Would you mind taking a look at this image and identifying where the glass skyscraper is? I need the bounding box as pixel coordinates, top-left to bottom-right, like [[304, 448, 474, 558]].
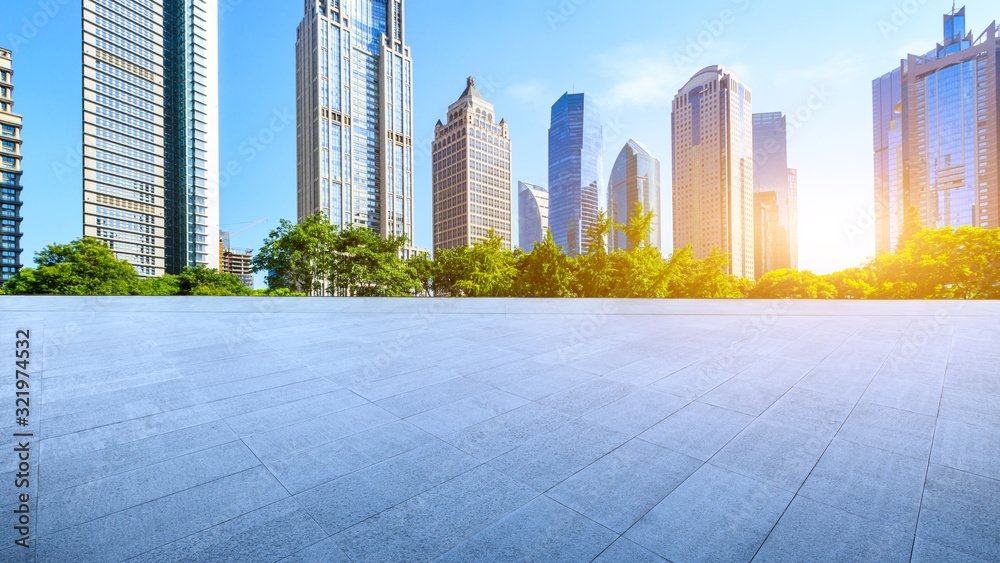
[[82, 0, 220, 277], [548, 93, 603, 256], [752, 112, 798, 278], [672, 66, 755, 278], [518, 181, 548, 251], [297, 0, 415, 252], [874, 8, 999, 254], [607, 140, 661, 253], [0, 47, 22, 283]]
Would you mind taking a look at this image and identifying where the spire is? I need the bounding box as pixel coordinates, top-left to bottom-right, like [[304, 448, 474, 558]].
[[460, 76, 483, 100]]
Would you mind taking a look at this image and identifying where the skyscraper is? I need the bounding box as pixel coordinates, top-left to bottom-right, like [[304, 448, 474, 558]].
[[875, 7, 999, 254], [672, 66, 754, 278], [518, 182, 548, 251], [549, 93, 603, 256], [297, 0, 415, 253], [82, 0, 220, 278], [432, 77, 512, 252], [0, 47, 22, 283], [752, 112, 798, 278], [607, 140, 662, 253]]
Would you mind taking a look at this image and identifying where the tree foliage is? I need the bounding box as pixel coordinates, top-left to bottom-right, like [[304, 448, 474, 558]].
[[327, 226, 419, 297], [4, 238, 141, 295], [515, 228, 575, 298], [749, 269, 836, 299]]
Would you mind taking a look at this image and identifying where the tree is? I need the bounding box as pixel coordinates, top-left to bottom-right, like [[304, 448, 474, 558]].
[[573, 210, 617, 297], [669, 247, 748, 298], [252, 214, 336, 295], [823, 268, 876, 299], [406, 252, 436, 297], [174, 267, 253, 296], [515, 228, 575, 298], [898, 205, 925, 249], [432, 246, 472, 296], [453, 230, 518, 297], [3, 238, 141, 295], [749, 269, 836, 299], [326, 226, 420, 297]]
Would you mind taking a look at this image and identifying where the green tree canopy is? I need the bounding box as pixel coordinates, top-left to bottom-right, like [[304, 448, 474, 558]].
[[3, 237, 141, 295], [327, 226, 419, 297], [252, 214, 336, 295], [749, 269, 836, 299], [453, 230, 518, 298], [515, 228, 575, 298]]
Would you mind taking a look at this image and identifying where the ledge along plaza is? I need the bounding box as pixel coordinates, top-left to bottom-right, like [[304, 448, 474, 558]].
[[1, 297, 998, 562]]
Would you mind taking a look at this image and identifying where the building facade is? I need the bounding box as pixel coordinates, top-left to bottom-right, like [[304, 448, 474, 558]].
[[432, 77, 512, 252], [875, 8, 999, 254], [296, 0, 415, 253], [518, 182, 548, 251], [607, 140, 661, 253], [549, 93, 603, 256], [82, 0, 219, 278], [672, 66, 754, 278], [752, 112, 798, 278], [0, 48, 22, 283]]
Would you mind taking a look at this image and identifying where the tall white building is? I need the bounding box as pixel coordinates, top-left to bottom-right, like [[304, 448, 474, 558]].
[[672, 65, 754, 278], [82, 0, 220, 277], [432, 77, 512, 252], [296, 0, 415, 251], [518, 182, 548, 251]]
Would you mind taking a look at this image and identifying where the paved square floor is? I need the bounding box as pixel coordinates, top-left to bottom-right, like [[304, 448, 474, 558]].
[[1, 297, 998, 562]]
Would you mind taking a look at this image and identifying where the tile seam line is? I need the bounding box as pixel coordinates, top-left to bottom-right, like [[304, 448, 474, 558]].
[[746, 324, 911, 562]]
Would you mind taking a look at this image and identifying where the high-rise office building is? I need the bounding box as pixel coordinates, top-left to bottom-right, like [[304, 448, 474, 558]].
[[297, 0, 415, 253], [874, 7, 999, 254], [752, 112, 798, 278], [518, 182, 548, 251], [432, 77, 512, 252], [0, 47, 22, 283], [607, 140, 662, 253], [672, 65, 754, 278], [549, 93, 603, 256], [82, 0, 220, 278]]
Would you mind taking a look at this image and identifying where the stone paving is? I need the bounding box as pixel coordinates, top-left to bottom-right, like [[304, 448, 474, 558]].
[[0, 297, 998, 562]]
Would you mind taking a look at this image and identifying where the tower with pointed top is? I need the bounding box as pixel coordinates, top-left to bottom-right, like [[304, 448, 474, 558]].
[[432, 77, 512, 252], [296, 0, 415, 251]]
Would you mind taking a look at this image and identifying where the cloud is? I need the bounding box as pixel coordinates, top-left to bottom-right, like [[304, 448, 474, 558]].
[[771, 51, 862, 85], [506, 79, 556, 109], [593, 44, 684, 110]]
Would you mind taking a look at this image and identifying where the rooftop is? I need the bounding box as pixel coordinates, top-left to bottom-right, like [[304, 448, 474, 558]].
[[2, 298, 998, 562]]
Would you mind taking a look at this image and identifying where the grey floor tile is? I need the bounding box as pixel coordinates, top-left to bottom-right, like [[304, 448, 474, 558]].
[[37, 441, 258, 537], [567, 345, 653, 375], [35, 466, 288, 563], [499, 365, 597, 401], [878, 359, 948, 387], [548, 439, 701, 533], [348, 367, 462, 402], [224, 388, 369, 437], [333, 466, 537, 562], [374, 376, 492, 418], [837, 401, 937, 459], [40, 419, 237, 494], [242, 403, 397, 462], [625, 464, 793, 563], [278, 538, 352, 563], [129, 498, 326, 562], [710, 419, 833, 492], [444, 403, 575, 461], [911, 536, 989, 563], [861, 375, 942, 417], [759, 387, 855, 436], [753, 495, 914, 563], [931, 418, 1000, 481], [944, 364, 1000, 397], [537, 379, 638, 417], [939, 387, 1000, 430], [916, 464, 1000, 561], [294, 440, 480, 534], [593, 538, 668, 563], [799, 438, 927, 532], [581, 389, 690, 437], [639, 401, 754, 461], [208, 377, 342, 418], [465, 358, 563, 388], [266, 420, 435, 494], [405, 389, 530, 437], [736, 356, 818, 387], [602, 354, 694, 387], [436, 496, 617, 563], [702, 377, 789, 416], [488, 420, 630, 492]]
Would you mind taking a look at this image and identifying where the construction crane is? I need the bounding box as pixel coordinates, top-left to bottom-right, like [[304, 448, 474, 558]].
[[220, 218, 268, 264]]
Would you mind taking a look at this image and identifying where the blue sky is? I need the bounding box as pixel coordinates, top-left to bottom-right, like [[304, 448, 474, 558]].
[[5, 0, 998, 276]]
